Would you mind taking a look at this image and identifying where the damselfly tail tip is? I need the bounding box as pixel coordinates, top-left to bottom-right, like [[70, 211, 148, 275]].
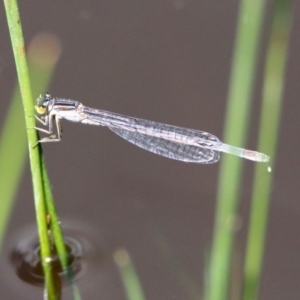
[[244, 150, 270, 163], [257, 153, 270, 163]]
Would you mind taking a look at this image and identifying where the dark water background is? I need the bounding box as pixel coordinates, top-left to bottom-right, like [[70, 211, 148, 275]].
[[0, 1, 299, 299]]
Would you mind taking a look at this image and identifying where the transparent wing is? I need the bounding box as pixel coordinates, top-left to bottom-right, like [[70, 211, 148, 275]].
[[108, 126, 220, 164]]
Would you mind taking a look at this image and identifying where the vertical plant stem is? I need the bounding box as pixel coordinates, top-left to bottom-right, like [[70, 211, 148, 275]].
[[3, 1, 57, 299], [0, 33, 62, 252], [243, 1, 294, 299], [41, 156, 82, 300], [208, 0, 266, 299]]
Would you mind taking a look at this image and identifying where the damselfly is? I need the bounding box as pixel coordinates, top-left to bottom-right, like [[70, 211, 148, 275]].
[[33, 94, 269, 164]]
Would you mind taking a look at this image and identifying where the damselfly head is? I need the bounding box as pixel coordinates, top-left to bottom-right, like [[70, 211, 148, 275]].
[[35, 93, 51, 115]]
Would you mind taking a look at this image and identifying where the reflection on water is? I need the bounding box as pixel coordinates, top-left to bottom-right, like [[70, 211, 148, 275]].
[[9, 223, 101, 287]]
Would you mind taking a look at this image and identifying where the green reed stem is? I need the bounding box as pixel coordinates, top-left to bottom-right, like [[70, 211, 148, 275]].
[[208, 0, 267, 299], [243, 1, 294, 299], [114, 248, 146, 300], [4, 1, 58, 298]]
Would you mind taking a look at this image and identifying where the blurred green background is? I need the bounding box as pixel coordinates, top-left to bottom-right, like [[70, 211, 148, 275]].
[[0, 1, 299, 299]]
